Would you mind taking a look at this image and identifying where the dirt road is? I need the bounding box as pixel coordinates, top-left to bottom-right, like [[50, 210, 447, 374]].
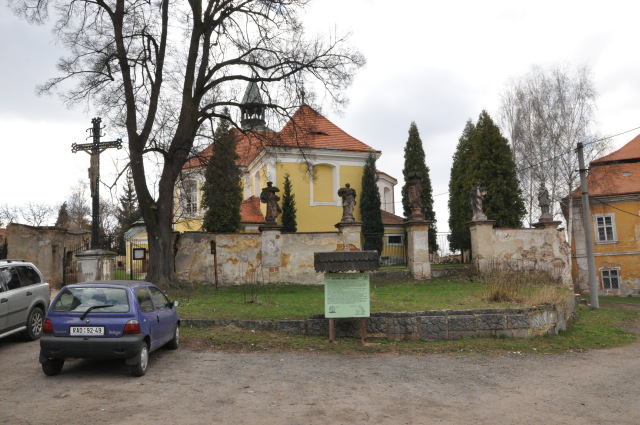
[[1, 335, 639, 425]]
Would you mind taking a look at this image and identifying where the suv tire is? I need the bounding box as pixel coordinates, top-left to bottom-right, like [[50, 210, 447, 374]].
[[23, 307, 44, 341]]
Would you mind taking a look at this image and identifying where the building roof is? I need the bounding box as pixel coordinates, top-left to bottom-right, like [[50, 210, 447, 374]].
[[592, 133, 640, 165], [184, 104, 377, 170], [240, 196, 264, 224], [381, 210, 405, 225], [571, 134, 640, 198]]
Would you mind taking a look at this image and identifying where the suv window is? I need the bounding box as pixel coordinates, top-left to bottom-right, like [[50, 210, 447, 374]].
[[149, 286, 171, 311], [0, 267, 21, 291], [17, 266, 42, 286]]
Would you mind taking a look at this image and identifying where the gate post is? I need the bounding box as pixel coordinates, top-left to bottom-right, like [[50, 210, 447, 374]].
[[405, 220, 432, 280], [75, 249, 117, 282]]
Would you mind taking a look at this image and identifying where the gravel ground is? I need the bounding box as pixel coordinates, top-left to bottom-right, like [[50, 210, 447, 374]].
[[1, 334, 640, 425]]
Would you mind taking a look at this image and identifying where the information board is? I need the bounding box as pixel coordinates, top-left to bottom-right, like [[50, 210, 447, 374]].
[[324, 273, 370, 318]]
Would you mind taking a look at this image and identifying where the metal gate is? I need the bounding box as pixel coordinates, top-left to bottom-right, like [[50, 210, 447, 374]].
[[118, 234, 148, 280], [364, 232, 408, 268], [62, 239, 91, 285]]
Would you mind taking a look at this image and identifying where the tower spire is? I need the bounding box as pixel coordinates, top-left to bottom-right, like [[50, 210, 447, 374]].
[[240, 79, 267, 130]]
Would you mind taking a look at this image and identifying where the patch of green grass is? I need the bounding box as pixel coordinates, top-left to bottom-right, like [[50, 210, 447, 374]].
[[171, 276, 532, 321]]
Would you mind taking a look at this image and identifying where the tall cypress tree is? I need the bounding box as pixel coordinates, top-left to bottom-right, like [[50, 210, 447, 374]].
[[55, 202, 71, 230], [470, 111, 525, 228], [448, 120, 475, 252], [401, 122, 438, 253], [360, 152, 384, 254], [447, 112, 525, 253], [201, 109, 243, 233], [281, 173, 297, 232]]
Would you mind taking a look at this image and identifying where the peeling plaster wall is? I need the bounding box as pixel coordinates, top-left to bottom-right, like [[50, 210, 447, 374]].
[[5, 223, 90, 285], [470, 222, 571, 286], [175, 231, 342, 285]]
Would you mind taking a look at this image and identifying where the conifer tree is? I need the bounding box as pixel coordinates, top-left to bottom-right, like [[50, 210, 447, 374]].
[[447, 112, 525, 253], [281, 173, 297, 232], [201, 109, 243, 233], [401, 122, 438, 253], [360, 152, 384, 254], [55, 202, 71, 230], [448, 120, 475, 252], [115, 171, 141, 253]]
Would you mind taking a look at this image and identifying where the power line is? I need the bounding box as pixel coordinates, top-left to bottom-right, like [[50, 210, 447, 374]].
[[591, 197, 640, 218]]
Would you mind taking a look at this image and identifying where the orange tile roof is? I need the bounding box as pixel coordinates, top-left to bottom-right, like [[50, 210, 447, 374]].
[[240, 196, 264, 224], [592, 133, 640, 164], [184, 104, 377, 170], [583, 162, 640, 196], [381, 210, 405, 225]]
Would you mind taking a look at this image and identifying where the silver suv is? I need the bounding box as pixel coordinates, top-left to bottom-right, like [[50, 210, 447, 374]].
[[0, 260, 50, 341]]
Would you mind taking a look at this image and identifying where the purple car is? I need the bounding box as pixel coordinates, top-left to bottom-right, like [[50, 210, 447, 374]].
[[39, 280, 180, 377]]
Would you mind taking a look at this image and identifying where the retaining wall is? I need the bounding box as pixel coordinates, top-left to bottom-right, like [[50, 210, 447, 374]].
[[183, 296, 574, 341]]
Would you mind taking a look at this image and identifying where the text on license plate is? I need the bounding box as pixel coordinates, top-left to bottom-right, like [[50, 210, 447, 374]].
[[70, 326, 104, 336]]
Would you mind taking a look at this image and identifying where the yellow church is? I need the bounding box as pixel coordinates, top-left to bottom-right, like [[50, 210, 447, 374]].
[[174, 81, 403, 239]]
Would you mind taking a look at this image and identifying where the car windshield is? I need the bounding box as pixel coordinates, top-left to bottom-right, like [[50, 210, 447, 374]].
[[53, 287, 130, 313]]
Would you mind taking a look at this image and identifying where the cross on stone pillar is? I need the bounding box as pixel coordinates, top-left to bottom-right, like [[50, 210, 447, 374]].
[[72, 117, 122, 249]]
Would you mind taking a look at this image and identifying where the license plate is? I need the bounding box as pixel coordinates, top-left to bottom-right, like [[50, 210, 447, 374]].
[[70, 326, 104, 336]]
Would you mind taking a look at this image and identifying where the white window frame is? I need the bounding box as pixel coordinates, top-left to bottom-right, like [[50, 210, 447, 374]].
[[601, 268, 620, 290], [593, 213, 617, 243], [181, 181, 199, 217]]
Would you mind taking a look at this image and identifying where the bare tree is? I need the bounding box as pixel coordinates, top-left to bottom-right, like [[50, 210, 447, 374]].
[[0, 204, 20, 227], [66, 183, 92, 232], [18, 203, 55, 227], [12, 0, 364, 287], [499, 64, 609, 239]]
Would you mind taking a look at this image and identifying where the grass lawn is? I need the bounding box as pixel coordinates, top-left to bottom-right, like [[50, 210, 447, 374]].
[[171, 276, 640, 354], [172, 276, 550, 321]]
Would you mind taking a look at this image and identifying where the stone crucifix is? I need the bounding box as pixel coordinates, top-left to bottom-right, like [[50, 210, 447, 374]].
[[71, 117, 122, 249]]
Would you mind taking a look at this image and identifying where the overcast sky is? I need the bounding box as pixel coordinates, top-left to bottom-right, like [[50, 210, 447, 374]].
[[2, 0, 640, 232]]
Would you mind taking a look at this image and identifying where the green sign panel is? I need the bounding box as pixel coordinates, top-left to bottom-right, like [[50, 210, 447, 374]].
[[324, 273, 370, 318]]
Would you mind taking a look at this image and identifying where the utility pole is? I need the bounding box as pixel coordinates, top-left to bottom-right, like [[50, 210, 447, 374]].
[[72, 118, 122, 250], [576, 142, 599, 309]]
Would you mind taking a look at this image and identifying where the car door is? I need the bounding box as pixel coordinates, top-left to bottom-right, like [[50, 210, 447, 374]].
[[2, 266, 30, 331], [148, 286, 176, 346], [135, 287, 162, 350], [0, 267, 10, 332]]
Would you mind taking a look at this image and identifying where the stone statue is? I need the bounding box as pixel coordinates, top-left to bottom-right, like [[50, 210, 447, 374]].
[[260, 181, 282, 224], [538, 182, 552, 221], [407, 170, 425, 221], [469, 182, 487, 221], [338, 183, 357, 222], [88, 153, 99, 198]]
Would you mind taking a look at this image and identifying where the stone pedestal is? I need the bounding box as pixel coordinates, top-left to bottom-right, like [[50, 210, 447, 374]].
[[405, 220, 432, 280], [259, 226, 283, 282], [467, 220, 496, 273], [335, 222, 363, 251], [75, 249, 117, 282]]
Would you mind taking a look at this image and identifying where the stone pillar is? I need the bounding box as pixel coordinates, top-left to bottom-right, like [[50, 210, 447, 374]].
[[335, 222, 363, 251], [259, 226, 283, 283], [75, 249, 117, 282], [405, 221, 432, 280], [467, 220, 496, 273], [533, 220, 572, 286]]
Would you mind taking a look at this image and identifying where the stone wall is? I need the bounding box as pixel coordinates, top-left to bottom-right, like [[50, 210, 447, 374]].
[[175, 230, 343, 285], [468, 220, 572, 285], [184, 296, 574, 340], [6, 223, 90, 285]]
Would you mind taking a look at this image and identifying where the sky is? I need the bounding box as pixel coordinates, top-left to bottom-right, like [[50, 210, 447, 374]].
[[2, 0, 640, 232]]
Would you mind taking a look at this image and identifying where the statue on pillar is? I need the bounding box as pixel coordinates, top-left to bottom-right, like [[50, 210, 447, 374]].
[[469, 182, 487, 221], [260, 181, 282, 224], [407, 170, 425, 221], [538, 181, 552, 221], [338, 183, 357, 222]]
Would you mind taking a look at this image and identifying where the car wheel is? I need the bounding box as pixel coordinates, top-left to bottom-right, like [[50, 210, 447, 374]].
[[42, 358, 64, 376], [23, 307, 44, 341], [130, 341, 149, 377], [167, 326, 179, 350]]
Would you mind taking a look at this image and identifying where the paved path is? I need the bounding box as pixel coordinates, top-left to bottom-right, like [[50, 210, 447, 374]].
[[1, 336, 639, 424]]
